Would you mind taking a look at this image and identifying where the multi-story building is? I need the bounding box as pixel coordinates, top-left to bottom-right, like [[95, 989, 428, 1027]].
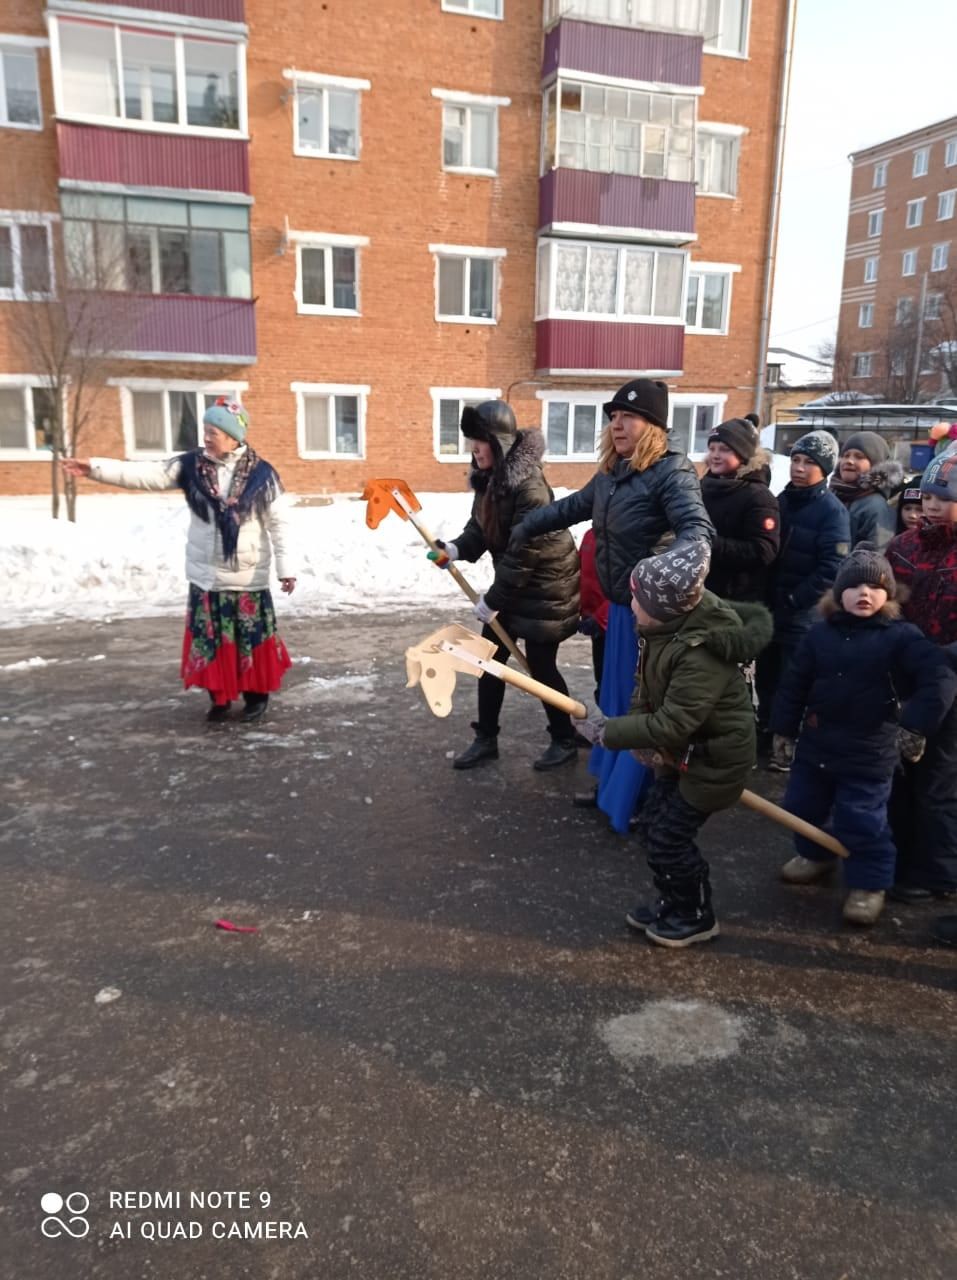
[[1, 0, 793, 498], [836, 114, 957, 402]]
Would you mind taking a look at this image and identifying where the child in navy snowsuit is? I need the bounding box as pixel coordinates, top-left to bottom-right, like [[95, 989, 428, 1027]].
[[771, 545, 957, 925]]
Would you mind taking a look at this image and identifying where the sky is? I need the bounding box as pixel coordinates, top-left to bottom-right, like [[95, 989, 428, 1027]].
[[769, 0, 957, 364]]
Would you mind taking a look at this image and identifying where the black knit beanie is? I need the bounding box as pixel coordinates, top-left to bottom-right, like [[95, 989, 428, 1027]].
[[708, 412, 760, 463]]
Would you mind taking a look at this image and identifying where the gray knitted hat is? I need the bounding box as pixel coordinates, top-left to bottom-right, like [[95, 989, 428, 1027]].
[[841, 431, 889, 466], [833, 543, 897, 603], [791, 430, 839, 477], [630, 541, 712, 621]]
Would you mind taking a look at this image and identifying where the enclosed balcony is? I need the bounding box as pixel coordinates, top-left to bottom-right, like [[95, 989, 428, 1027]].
[[69, 292, 256, 363], [543, 1, 749, 57], [57, 122, 250, 194], [543, 19, 703, 87]]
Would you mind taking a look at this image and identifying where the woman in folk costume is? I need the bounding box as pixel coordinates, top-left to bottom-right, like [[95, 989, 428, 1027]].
[[62, 398, 296, 723]]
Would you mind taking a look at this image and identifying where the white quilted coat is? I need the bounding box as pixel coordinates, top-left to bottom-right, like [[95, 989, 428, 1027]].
[[89, 449, 296, 592]]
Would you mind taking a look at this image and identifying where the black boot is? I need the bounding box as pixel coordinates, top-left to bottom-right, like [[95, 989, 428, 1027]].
[[645, 871, 719, 948], [453, 725, 499, 770], [206, 693, 232, 723], [533, 737, 578, 771], [625, 877, 677, 933], [241, 692, 269, 723]]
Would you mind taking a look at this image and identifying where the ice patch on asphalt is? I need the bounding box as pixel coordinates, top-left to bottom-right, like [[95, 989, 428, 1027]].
[[599, 1000, 746, 1068]]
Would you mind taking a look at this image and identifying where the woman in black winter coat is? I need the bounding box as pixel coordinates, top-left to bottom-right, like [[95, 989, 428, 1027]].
[[700, 414, 780, 603], [430, 400, 581, 772]]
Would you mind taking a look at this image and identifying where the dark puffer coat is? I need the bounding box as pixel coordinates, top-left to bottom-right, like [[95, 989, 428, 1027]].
[[770, 480, 850, 641], [829, 460, 904, 550], [771, 596, 957, 779], [700, 449, 780, 602], [514, 452, 713, 606], [452, 429, 580, 644], [887, 520, 957, 649]]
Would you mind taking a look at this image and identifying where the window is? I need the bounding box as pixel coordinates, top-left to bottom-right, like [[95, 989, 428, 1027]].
[[902, 249, 917, 277], [293, 383, 367, 459], [537, 239, 686, 322], [293, 236, 363, 314], [544, 1, 748, 52], [925, 293, 943, 321], [913, 147, 929, 178], [867, 209, 883, 237], [431, 388, 501, 460], [872, 160, 888, 189], [702, 0, 750, 55], [906, 198, 925, 229], [53, 17, 243, 133], [670, 396, 727, 454], [896, 297, 914, 324], [696, 128, 740, 196], [766, 363, 782, 388], [0, 381, 56, 456], [116, 382, 245, 456], [440, 99, 499, 174], [430, 245, 503, 323], [542, 78, 695, 182], [0, 42, 41, 128], [932, 242, 950, 272], [442, 0, 503, 17], [685, 265, 736, 334], [291, 74, 366, 159], [858, 303, 874, 328], [947, 138, 957, 168], [936, 190, 955, 222], [61, 193, 251, 298], [852, 353, 874, 378], [863, 256, 878, 283], [541, 397, 606, 459], [0, 217, 53, 298]]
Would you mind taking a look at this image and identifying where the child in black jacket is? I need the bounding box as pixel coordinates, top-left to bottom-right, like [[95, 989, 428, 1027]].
[[771, 545, 957, 925]]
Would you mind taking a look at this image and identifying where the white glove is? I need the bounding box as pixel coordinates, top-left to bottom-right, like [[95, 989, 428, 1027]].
[[427, 540, 458, 569], [473, 595, 499, 625], [575, 712, 606, 746]]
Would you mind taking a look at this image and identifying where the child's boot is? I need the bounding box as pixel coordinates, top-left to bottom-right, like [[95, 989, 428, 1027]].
[[645, 872, 719, 948], [843, 889, 885, 925], [781, 855, 833, 884], [625, 876, 676, 933]]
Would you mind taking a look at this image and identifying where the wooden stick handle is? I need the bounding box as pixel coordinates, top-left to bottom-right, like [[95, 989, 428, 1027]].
[[450, 646, 588, 718], [739, 789, 849, 859]]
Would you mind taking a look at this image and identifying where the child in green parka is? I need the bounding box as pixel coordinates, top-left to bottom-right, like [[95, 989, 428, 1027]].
[[578, 542, 773, 947]]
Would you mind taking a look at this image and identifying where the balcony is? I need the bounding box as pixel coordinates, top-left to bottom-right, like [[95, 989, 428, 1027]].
[[543, 19, 702, 87], [540, 168, 694, 240], [57, 123, 250, 194], [69, 293, 256, 363], [536, 319, 684, 375], [72, 0, 246, 22]]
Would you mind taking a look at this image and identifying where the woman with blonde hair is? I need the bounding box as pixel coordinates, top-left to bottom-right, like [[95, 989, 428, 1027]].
[[509, 378, 713, 830]]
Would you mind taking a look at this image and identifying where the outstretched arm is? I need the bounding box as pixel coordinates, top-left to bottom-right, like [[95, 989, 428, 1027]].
[[66, 456, 183, 492]]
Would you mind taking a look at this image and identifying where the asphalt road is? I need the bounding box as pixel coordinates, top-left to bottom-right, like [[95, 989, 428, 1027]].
[[1, 612, 955, 1280]]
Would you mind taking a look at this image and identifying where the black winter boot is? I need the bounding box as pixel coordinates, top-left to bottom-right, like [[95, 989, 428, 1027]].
[[453, 725, 499, 770], [533, 737, 578, 771], [625, 877, 677, 933], [206, 693, 232, 723], [645, 871, 719, 948], [241, 692, 269, 723]]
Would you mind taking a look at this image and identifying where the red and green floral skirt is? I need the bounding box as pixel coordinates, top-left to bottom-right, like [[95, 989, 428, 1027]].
[[181, 584, 292, 705]]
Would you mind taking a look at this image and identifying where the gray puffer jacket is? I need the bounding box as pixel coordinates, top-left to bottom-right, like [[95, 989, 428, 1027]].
[[514, 451, 714, 605]]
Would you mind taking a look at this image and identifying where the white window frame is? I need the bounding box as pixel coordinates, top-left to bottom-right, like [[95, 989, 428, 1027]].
[[429, 243, 505, 325], [867, 208, 884, 237], [901, 249, 918, 277], [872, 160, 887, 189], [938, 190, 956, 222], [430, 387, 501, 462], [702, 0, 751, 58], [858, 302, 874, 328], [913, 147, 929, 178], [536, 236, 687, 325], [931, 242, 950, 273], [852, 353, 874, 379], [0, 36, 45, 130], [289, 230, 367, 316], [695, 124, 744, 197], [684, 261, 739, 335], [0, 374, 60, 459], [947, 138, 957, 168], [432, 89, 508, 177], [0, 210, 56, 300], [925, 293, 943, 321], [906, 198, 925, 229], [292, 381, 368, 460], [48, 14, 248, 140], [669, 393, 728, 456], [285, 69, 369, 161], [538, 390, 610, 462], [895, 296, 914, 325], [441, 0, 504, 20], [863, 256, 878, 283], [114, 379, 247, 459]]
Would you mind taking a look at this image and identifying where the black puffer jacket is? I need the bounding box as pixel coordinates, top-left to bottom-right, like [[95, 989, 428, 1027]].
[[453, 429, 580, 644], [700, 450, 780, 603], [771, 480, 850, 641], [514, 451, 713, 606]]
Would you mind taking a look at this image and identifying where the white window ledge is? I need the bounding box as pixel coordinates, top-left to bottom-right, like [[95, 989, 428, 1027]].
[[282, 68, 370, 91], [436, 315, 497, 326], [431, 88, 510, 107], [429, 243, 507, 258]]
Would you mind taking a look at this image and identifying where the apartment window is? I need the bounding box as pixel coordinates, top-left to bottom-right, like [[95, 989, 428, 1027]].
[[685, 266, 735, 334], [890, 351, 907, 377], [543, 1, 748, 52], [925, 293, 943, 321], [442, 0, 503, 17], [932, 242, 950, 272], [292, 75, 366, 159], [0, 42, 41, 128], [901, 249, 917, 277], [542, 77, 695, 182], [906, 198, 925, 229], [766, 363, 782, 388], [938, 190, 956, 221], [896, 297, 914, 324], [119, 383, 244, 456], [54, 17, 243, 133], [670, 397, 726, 455], [542, 398, 605, 459], [293, 238, 362, 314], [0, 382, 56, 456], [293, 383, 366, 459], [537, 239, 686, 322], [431, 388, 501, 459], [913, 147, 929, 178], [702, 0, 750, 55], [867, 209, 883, 237], [0, 217, 53, 298], [431, 246, 503, 323], [441, 100, 498, 174], [696, 128, 740, 196], [858, 303, 874, 328], [872, 160, 888, 189], [852, 353, 874, 378], [61, 193, 251, 298], [863, 256, 878, 284], [947, 138, 957, 167]]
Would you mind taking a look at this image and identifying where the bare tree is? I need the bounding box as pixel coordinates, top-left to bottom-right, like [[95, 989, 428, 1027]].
[[923, 267, 957, 398]]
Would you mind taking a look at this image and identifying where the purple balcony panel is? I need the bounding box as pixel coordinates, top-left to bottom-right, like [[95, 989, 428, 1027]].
[[543, 20, 702, 88], [76, 0, 246, 22], [540, 168, 695, 238], [536, 319, 683, 375], [57, 122, 250, 194], [70, 293, 256, 363]]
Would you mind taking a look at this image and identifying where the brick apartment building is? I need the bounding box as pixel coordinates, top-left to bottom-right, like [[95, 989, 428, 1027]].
[[836, 114, 957, 401], [0, 0, 793, 498]]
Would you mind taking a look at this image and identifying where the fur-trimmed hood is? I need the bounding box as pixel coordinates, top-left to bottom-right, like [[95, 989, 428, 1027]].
[[469, 428, 545, 498], [700, 447, 773, 491], [817, 593, 901, 622]]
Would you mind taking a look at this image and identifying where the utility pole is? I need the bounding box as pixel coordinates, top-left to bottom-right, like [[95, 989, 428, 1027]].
[[911, 272, 929, 401]]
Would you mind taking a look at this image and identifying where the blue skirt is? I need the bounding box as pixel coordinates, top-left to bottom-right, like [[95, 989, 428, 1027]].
[[588, 601, 652, 833]]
